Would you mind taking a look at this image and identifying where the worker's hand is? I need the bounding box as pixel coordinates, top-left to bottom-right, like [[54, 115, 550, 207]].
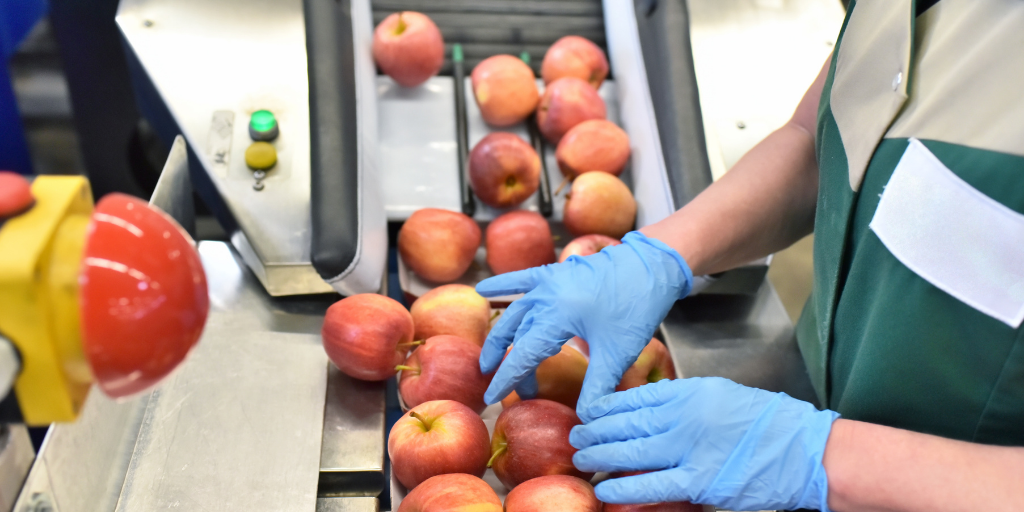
[[476, 231, 692, 420], [570, 377, 839, 512]]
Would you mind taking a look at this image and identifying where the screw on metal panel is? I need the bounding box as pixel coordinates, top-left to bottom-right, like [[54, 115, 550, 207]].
[[143, 19, 154, 27], [736, 121, 746, 129], [22, 493, 53, 512], [253, 182, 265, 191], [253, 170, 266, 191]]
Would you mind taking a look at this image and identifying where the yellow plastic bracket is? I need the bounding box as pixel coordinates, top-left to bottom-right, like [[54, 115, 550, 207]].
[[0, 176, 93, 424]]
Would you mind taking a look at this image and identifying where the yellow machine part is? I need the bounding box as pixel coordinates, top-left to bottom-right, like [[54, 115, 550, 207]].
[[0, 176, 94, 424]]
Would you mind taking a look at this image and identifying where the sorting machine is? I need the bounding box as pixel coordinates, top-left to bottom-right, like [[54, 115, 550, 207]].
[[1, 0, 842, 510]]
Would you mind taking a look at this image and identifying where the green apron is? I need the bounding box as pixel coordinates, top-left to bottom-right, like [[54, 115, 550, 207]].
[[796, 0, 1024, 445]]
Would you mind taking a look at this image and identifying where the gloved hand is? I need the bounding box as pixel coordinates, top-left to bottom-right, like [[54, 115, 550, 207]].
[[570, 377, 840, 512], [476, 231, 692, 420]]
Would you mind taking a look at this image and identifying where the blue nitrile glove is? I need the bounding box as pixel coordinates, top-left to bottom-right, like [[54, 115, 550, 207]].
[[476, 231, 692, 420], [570, 377, 840, 512]]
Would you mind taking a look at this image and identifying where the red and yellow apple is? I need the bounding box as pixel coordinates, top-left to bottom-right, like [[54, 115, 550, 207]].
[[321, 294, 415, 381], [506, 475, 601, 512], [563, 172, 636, 239], [501, 343, 588, 409], [602, 472, 703, 512], [617, 339, 676, 391], [541, 35, 609, 89], [372, 12, 444, 88], [556, 119, 631, 179], [410, 284, 491, 346], [469, 133, 541, 208], [536, 77, 606, 144], [389, 400, 491, 490], [485, 210, 556, 275], [398, 208, 481, 282], [397, 335, 493, 413], [397, 473, 502, 512], [472, 55, 540, 126], [489, 399, 593, 490], [559, 234, 622, 263]]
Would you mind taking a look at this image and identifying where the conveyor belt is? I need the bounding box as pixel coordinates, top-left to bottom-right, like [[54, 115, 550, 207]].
[[371, 0, 607, 76]]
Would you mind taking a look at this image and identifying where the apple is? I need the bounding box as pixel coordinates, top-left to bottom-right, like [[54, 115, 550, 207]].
[[563, 172, 636, 239], [399, 208, 481, 282], [372, 12, 444, 88], [388, 400, 491, 490], [556, 119, 631, 179], [469, 133, 541, 208], [506, 475, 601, 512], [489, 399, 593, 490], [541, 35, 609, 89], [617, 339, 676, 391], [472, 55, 540, 126], [559, 234, 622, 263], [536, 77, 606, 144], [501, 343, 588, 409], [398, 335, 493, 413], [397, 473, 502, 512], [0, 171, 34, 218], [602, 472, 702, 512], [321, 294, 415, 381], [485, 210, 556, 275], [410, 284, 492, 346]]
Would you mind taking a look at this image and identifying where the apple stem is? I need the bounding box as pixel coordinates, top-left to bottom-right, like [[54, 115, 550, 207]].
[[554, 175, 571, 195], [410, 411, 433, 431], [398, 340, 424, 351], [393, 12, 407, 35], [490, 310, 501, 322], [486, 445, 507, 468], [395, 365, 417, 372]]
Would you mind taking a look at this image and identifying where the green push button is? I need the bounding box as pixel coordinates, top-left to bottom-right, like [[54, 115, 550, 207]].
[[249, 109, 279, 141]]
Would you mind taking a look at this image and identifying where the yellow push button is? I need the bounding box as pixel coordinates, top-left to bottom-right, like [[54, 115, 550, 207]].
[[245, 142, 277, 170]]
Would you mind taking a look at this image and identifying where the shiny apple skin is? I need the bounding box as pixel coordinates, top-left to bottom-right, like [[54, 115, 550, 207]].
[[472, 55, 540, 126], [506, 475, 601, 512], [321, 294, 414, 381], [556, 119, 631, 179], [469, 132, 541, 208], [398, 335, 493, 413], [490, 399, 593, 490], [485, 210, 556, 275], [541, 35, 609, 88], [397, 473, 502, 512], [617, 339, 677, 391], [558, 234, 623, 263], [399, 208, 481, 283], [536, 77, 606, 144], [372, 11, 444, 87], [80, 193, 208, 398], [389, 400, 491, 490], [410, 284, 492, 346], [563, 172, 637, 239], [501, 343, 588, 409]]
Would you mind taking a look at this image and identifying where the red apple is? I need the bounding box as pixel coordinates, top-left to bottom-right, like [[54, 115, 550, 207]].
[[372, 12, 444, 88], [388, 400, 491, 490], [0, 171, 34, 218], [469, 133, 541, 208], [410, 284, 492, 346], [617, 339, 676, 391], [506, 475, 601, 512], [559, 234, 622, 263], [399, 208, 481, 282], [563, 172, 636, 239], [485, 210, 556, 275], [472, 55, 540, 126], [321, 294, 415, 381], [556, 119, 631, 179], [541, 36, 609, 89], [603, 472, 702, 512], [489, 399, 593, 490], [501, 343, 588, 409], [536, 77, 606, 144], [398, 335, 493, 413], [397, 473, 502, 512]]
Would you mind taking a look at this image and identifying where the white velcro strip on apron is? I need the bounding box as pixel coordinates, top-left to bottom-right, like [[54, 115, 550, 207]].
[[870, 138, 1024, 328]]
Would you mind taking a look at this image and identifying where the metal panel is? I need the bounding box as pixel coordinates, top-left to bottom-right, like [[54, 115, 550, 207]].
[[0, 426, 35, 512], [317, 497, 379, 512], [319, 367, 386, 497], [149, 135, 195, 236]]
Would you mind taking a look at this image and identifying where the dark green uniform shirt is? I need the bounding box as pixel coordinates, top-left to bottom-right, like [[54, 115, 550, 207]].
[[796, 0, 1024, 445]]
